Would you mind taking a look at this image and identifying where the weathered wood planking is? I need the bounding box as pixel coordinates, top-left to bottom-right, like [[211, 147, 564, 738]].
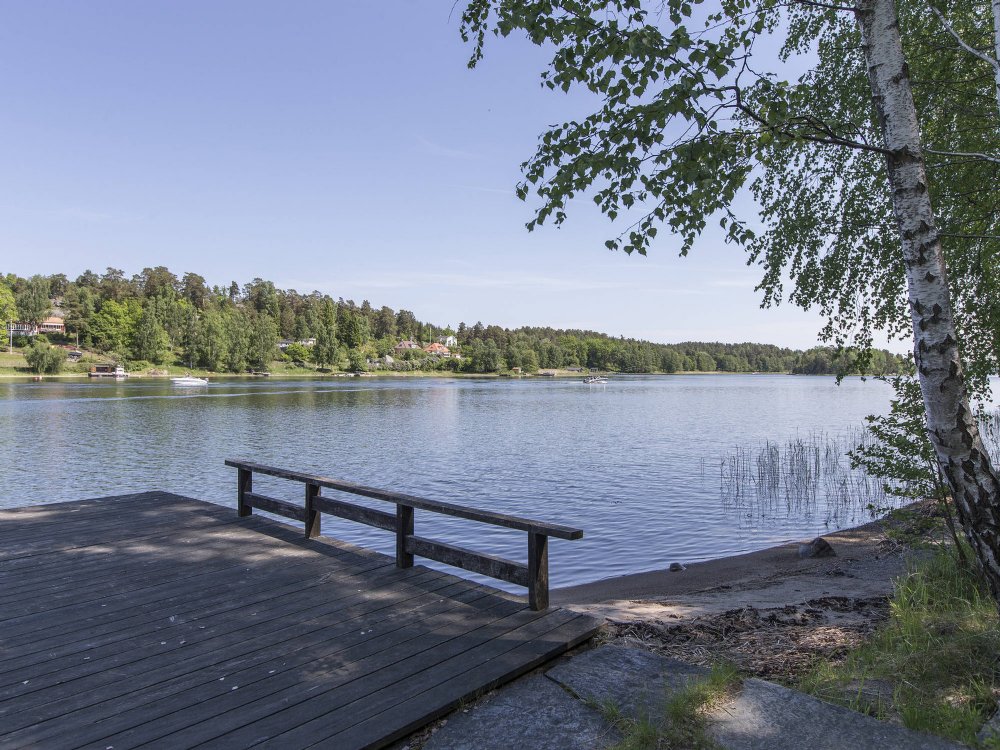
[[0, 492, 598, 749]]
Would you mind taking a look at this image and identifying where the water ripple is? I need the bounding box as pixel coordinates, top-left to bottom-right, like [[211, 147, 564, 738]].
[[0, 374, 914, 588]]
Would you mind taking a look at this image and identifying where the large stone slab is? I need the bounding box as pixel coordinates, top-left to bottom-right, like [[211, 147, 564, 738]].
[[977, 702, 1000, 743], [547, 646, 968, 750], [422, 674, 621, 750], [545, 644, 709, 723], [708, 678, 967, 750]]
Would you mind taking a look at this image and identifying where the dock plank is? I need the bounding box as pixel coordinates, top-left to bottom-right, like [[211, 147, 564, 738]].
[[0, 576, 471, 742], [0, 519, 394, 632], [0, 492, 598, 750], [2, 582, 495, 749], [318, 613, 598, 750], [0, 551, 418, 654], [0, 556, 408, 686], [0, 563, 446, 708]]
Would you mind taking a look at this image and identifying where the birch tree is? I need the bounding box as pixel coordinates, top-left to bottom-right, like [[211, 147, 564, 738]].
[[462, 0, 1000, 595]]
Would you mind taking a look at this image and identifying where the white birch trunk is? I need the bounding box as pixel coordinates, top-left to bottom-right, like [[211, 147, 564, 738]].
[[993, 0, 1000, 114], [858, 0, 1000, 596]]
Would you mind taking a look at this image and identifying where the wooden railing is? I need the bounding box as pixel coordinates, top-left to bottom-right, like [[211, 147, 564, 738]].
[[225, 459, 584, 610]]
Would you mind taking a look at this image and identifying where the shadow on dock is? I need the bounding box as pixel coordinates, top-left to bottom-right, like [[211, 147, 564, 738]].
[[0, 493, 597, 749]]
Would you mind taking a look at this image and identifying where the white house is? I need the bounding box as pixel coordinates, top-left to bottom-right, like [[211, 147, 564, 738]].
[[6, 322, 38, 337]]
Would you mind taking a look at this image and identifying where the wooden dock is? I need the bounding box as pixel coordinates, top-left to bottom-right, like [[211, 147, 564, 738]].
[[0, 492, 598, 749]]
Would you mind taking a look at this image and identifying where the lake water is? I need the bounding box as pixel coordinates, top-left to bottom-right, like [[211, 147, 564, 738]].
[[1, 374, 986, 589]]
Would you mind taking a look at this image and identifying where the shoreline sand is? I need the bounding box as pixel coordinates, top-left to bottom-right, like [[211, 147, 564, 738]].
[[552, 511, 916, 621]]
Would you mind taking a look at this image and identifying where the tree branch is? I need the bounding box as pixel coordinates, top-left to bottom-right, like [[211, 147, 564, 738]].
[[790, 0, 859, 12], [928, 6, 999, 73], [925, 148, 1000, 165], [732, 88, 891, 155]]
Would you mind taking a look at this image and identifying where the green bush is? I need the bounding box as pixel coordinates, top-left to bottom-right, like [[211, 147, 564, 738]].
[[284, 342, 311, 362], [25, 339, 65, 374], [347, 349, 367, 372]]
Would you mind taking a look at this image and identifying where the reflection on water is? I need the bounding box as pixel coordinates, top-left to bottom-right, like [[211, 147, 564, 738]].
[[1, 374, 913, 587]]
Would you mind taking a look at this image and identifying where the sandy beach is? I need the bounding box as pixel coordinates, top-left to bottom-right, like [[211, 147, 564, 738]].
[[553, 512, 917, 623]]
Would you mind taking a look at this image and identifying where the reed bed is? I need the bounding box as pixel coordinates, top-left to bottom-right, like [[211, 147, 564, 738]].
[[720, 407, 1000, 529], [720, 428, 891, 528]]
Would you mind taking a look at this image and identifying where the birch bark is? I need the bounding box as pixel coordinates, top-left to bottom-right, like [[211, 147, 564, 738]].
[[994, 0, 1000, 113], [858, 0, 1000, 597]]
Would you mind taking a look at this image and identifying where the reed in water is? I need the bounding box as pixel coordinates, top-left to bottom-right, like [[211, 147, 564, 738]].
[[720, 408, 1000, 530], [720, 428, 890, 528]]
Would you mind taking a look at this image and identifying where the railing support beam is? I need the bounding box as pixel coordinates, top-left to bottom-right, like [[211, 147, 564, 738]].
[[304, 483, 321, 538], [237, 468, 253, 518], [528, 532, 549, 610], [396, 505, 414, 568]]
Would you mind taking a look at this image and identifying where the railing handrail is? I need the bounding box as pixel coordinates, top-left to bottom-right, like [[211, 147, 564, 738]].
[[224, 458, 583, 540], [225, 458, 585, 609]]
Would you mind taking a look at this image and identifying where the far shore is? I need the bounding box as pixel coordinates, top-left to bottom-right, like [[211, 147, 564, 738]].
[[0, 367, 810, 381]]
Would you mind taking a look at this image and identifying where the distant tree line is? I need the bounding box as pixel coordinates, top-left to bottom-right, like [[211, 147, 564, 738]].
[[0, 268, 907, 376]]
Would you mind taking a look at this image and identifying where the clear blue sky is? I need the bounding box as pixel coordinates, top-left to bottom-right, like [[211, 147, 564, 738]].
[[0, 1, 846, 348]]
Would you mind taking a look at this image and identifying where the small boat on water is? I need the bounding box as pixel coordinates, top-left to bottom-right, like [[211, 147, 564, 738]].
[[89, 364, 128, 379], [583, 375, 609, 384], [171, 375, 209, 386]]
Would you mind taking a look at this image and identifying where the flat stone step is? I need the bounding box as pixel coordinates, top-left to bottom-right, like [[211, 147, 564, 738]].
[[423, 645, 971, 750], [546, 643, 706, 722], [422, 674, 620, 750], [709, 678, 964, 750], [548, 645, 968, 750]]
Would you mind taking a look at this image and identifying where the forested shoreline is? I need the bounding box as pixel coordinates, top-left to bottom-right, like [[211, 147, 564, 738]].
[[1, 268, 907, 376]]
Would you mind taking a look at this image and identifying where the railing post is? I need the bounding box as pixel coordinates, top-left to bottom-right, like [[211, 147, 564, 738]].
[[237, 468, 253, 518], [304, 483, 321, 538], [528, 532, 549, 610], [396, 504, 414, 568]]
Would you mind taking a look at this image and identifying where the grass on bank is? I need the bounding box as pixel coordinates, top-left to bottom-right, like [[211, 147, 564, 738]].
[[798, 540, 1000, 746], [602, 663, 740, 750], [0, 349, 29, 372]]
